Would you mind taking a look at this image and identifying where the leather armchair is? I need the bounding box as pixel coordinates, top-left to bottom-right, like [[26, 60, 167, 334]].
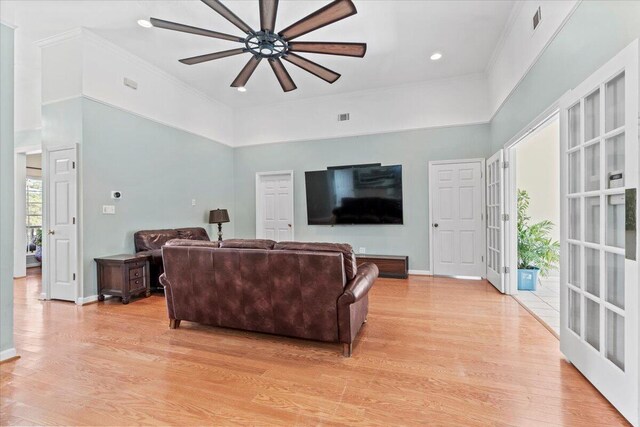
[[134, 227, 210, 290]]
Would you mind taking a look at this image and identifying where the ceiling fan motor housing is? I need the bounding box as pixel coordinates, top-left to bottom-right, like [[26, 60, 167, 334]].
[[245, 31, 288, 58]]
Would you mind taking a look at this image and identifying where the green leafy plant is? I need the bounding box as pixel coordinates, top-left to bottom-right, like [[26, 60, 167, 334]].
[[517, 189, 560, 276], [33, 228, 42, 247]]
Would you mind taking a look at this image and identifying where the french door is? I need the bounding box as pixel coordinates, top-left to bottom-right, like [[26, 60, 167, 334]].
[[486, 150, 505, 292], [559, 40, 639, 425]]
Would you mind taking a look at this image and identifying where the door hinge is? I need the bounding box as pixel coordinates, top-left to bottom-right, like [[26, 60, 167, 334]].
[[503, 266, 510, 274], [73, 273, 76, 281], [502, 161, 509, 169], [73, 217, 76, 225], [72, 161, 76, 169], [481, 255, 484, 262], [502, 214, 509, 221]]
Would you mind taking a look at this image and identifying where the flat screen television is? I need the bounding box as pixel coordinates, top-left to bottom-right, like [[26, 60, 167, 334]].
[[305, 165, 403, 225]]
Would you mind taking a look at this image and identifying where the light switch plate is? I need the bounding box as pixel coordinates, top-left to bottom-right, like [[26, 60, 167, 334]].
[[359, 247, 366, 254], [102, 205, 115, 214], [192, 199, 196, 206]]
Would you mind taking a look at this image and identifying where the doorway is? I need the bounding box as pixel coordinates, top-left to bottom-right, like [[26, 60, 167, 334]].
[[255, 171, 294, 241], [429, 159, 486, 278], [508, 114, 561, 336]]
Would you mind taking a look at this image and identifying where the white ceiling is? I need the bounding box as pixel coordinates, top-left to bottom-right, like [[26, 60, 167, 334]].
[[2, 0, 515, 110]]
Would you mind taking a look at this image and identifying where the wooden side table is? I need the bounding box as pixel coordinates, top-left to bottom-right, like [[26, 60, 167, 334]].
[[94, 254, 151, 304]]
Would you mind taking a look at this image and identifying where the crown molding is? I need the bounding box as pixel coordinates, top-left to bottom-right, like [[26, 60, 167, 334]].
[[35, 27, 82, 47], [0, 20, 17, 29]]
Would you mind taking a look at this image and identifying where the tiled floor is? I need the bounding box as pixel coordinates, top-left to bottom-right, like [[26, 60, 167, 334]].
[[514, 277, 560, 336]]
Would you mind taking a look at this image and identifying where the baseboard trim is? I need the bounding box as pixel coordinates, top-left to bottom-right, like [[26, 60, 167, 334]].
[[0, 348, 18, 363], [76, 295, 98, 305], [409, 270, 432, 276]]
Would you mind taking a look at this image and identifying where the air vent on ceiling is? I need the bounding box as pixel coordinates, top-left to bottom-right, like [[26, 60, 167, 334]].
[[123, 77, 138, 90], [532, 7, 542, 31], [338, 113, 350, 122]]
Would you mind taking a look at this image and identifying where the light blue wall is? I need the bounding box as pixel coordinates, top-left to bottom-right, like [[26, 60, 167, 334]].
[[1, 24, 15, 355], [80, 98, 235, 296], [15, 129, 42, 150], [490, 0, 640, 153], [234, 124, 492, 271]]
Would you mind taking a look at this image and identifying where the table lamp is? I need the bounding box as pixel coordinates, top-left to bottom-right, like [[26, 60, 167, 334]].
[[209, 209, 230, 241]]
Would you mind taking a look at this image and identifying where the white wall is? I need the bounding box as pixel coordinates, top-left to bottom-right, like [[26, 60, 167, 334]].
[[234, 73, 490, 146], [37, 29, 235, 146], [487, 1, 578, 116], [13, 154, 26, 278]]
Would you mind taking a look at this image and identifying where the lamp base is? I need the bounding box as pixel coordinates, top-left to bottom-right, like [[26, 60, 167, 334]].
[[217, 223, 223, 242]]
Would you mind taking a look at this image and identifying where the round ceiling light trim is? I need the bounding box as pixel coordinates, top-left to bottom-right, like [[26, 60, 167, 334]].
[[237, 86, 247, 92], [430, 52, 443, 61], [137, 19, 153, 28]]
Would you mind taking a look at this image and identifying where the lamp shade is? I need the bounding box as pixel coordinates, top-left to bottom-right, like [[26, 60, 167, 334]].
[[209, 209, 230, 224]]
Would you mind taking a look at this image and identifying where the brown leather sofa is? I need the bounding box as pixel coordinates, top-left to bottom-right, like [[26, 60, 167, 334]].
[[159, 239, 378, 356], [134, 227, 210, 290]]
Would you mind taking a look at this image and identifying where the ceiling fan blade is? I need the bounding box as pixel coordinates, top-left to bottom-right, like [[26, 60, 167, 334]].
[[231, 56, 262, 87], [179, 48, 246, 65], [288, 42, 366, 58], [278, 0, 357, 41], [260, 0, 279, 32], [268, 58, 297, 92], [283, 53, 340, 84], [201, 0, 254, 35], [149, 18, 244, 42]]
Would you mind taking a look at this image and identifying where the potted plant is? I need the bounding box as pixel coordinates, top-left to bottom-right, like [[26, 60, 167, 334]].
[[517, 189, 560, 291], [33, 228, 43, 262]]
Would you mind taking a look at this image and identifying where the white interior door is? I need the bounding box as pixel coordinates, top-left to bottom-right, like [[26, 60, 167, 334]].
[[256, 172, 294, 241], [486, 150, 505, 292], [47, 147, 78, 302], [560, 40, 639, 426], [430, 160, 485, 277]]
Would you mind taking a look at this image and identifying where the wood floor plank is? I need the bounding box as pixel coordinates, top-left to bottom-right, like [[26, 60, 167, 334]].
[[0, 269, 629, 426]]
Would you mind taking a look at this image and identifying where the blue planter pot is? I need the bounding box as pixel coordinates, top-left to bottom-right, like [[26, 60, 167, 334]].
[[517, 268, 539, 291]]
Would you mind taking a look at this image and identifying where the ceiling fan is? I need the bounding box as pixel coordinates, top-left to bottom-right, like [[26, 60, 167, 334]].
[[150, 0, 367, 92]]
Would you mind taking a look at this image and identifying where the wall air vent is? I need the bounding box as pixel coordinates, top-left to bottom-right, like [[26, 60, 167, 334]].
[[337, 113, 350, 122], [532, 6, 542, 31]]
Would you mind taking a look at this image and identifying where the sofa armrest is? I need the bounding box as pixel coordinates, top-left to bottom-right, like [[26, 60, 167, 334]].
[[159, 273, 176, 320], [159, 272, 170, 289], [338, 262, 379, 306]]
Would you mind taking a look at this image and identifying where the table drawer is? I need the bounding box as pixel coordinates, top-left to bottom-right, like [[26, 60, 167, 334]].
[[129, 267, 144, 280], [129, 277, 145, 290]]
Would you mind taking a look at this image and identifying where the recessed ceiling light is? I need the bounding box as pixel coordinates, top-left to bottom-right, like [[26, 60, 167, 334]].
[[237, 87, 247, 92], [137, 19, 153, 28], [430, 52, 443, 61]]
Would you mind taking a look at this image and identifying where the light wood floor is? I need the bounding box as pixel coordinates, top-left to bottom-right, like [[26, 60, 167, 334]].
[[0, 270, 628, 426]]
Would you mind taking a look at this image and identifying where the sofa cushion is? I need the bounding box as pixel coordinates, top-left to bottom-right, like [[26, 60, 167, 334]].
[[176, 227, 210, 241], [273, 242, 357, 280], [134, 229, 179, 252], [220, 239, 276, 250], [164, 239, 220, 248]]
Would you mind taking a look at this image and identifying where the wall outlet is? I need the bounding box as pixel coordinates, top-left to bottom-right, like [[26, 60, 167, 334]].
[[102, 205, 115, 215], [359, 247, 366, 254], [192, 199, 196, 206]]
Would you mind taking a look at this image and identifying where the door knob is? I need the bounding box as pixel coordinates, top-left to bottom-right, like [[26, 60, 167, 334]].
[[433, 223, 439, 228], [288, 224, 292, 228], [48, 229, 55, 235]]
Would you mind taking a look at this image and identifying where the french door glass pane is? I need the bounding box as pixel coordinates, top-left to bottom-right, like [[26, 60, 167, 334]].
[[585, 248, 600, 297], [568, 243, 581, 287], [585, 297, 600, 350], [585, 142, 600, 191], [606, 196, 625, 248], [568, 103, 581, 148], [606, 309, 625, 371], [584, 90, 600, 141], [605, 252, 625, 309], [568, 198, 581, 239], [569, 151, 581, 194], [606, 133, 625, 187], [605, 72, 625, 132], [585, 196, 601, 243], [569, 289, 581, 335]]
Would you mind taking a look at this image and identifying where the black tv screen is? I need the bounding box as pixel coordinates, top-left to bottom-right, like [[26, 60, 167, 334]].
[[305, 165, 403, 225]]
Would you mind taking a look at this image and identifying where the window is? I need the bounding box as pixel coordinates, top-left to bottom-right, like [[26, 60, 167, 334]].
[[26, 177, 42, 253]]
